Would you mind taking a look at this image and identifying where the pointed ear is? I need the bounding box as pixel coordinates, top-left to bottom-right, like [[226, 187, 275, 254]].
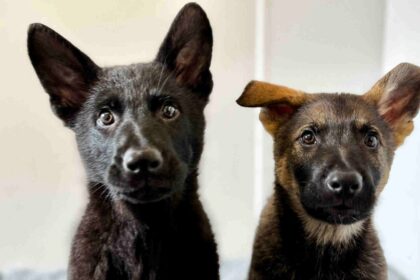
[[27, 23, 100, 125], [155, 3, 213, 96], [364, 63, 420, 146], [237, 81, 309, 136]]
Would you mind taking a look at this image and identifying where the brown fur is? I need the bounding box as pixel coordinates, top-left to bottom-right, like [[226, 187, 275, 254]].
[[238, 63, 420, 279]]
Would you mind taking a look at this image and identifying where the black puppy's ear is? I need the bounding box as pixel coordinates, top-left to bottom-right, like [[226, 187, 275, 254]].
[[364, 63, 420, 146], [28, 23, 100, 125], [155, 3, 213, 95]]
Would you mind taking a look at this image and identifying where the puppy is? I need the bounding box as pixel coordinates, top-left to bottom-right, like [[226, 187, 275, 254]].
[[237, 63, 420, 279], [27, 3, 219, 280]]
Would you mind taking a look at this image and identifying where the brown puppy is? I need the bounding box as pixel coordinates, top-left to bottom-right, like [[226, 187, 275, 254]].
[[237, 63, 420, 280]]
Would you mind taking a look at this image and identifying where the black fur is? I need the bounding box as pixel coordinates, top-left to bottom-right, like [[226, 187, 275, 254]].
[[27, 3, 219, 279]]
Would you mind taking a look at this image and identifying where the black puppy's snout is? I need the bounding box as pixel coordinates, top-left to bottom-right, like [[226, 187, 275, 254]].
[[123, 147, 163, 174], [325, 170, 363, 196]]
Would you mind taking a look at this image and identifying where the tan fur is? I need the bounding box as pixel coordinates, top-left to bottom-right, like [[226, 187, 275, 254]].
[[236, 81, 308, 108], [237, 81, 310, 135], [300, 215, 365, 246]]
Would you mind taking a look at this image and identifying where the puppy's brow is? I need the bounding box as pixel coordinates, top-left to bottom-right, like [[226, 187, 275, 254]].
[[95, 95, 122, 110]]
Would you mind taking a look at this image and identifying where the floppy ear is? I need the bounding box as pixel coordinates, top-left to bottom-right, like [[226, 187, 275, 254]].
[[364, 63, 420, 147], [237, 81, 309, 136], [27, 23, 100, 126], [155, 3, 213, 96]]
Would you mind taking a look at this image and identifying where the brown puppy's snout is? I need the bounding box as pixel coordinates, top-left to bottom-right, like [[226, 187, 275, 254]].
[[122, 147, 163, 174], [325, 170, 363, 197]]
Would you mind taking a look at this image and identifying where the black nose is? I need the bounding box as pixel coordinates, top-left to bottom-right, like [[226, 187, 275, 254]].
[[325, 170, 363, 196], [123, 147, 163, 174]]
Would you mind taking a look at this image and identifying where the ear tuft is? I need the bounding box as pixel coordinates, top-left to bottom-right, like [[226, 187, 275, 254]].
[[364, 63, 420, 146]]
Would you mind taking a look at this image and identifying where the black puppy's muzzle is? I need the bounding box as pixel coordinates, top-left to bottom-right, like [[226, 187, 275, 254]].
[[122, 147, 163, 175], [107, 144, 179, 204]]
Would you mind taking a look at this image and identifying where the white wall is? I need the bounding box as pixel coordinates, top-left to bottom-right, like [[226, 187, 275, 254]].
[[375, 0, 420, 278]]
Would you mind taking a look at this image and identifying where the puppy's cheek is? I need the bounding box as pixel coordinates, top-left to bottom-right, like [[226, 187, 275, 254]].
[[374, 165, 391, 196], [275, 157, 295, 190], [275, 157, 305, 213]]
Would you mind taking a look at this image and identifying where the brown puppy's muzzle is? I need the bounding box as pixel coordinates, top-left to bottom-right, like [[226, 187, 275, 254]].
[[325, 170, 363, 199]]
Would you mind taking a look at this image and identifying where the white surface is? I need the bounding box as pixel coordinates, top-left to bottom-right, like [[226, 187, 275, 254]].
[[375, 0, 420, 278]]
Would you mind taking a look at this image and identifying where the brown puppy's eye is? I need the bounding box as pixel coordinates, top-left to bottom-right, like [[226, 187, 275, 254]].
[[161, 104, 179, 120], [97, 110, 115, 126], [364, 133, 379, 149], [301, 130, 317, 145]]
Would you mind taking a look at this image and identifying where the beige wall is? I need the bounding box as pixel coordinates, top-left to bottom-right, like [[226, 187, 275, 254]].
[[0, 0, 256, 269]]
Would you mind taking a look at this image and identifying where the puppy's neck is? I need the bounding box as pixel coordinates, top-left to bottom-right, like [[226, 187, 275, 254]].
[[275, 183, 368, 248], [300, 215, 365, 247]]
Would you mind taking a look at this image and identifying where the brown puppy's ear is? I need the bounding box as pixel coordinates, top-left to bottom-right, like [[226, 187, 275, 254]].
[[155, 3, 213, 96], [27, 23, 100, 126], [364, 63, 420, 146], [237, 81, 309, 136]]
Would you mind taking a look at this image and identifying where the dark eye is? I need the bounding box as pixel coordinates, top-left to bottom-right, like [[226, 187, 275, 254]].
[[364, 133, 379, 149], [161, 104, 179, 120], [300, 129, 317, 146], [97, 110, 115, 126]]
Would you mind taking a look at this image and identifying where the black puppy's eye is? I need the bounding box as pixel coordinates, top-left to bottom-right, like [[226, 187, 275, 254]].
[[364, 133, 379, 149], [97, 110, 115, 126], [160, 104, 179, 120], [300, 129, 317, 146]]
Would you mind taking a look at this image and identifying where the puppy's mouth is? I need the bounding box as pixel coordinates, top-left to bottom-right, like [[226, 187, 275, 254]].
[[109, 174, 181, 203], [304, 201, 370, 225], [113, 183, 174, 204]]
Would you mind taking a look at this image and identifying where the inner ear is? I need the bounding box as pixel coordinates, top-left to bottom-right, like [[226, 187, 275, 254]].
[[260, 104, 300, 136], [28, 23, 99, 125], [155, 3, 213, 95], [364, 63, 420, 146]]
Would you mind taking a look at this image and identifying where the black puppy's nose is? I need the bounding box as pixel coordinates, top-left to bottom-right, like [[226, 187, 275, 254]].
[[123, 148, 163, 174], [326, 170, 363, 195]]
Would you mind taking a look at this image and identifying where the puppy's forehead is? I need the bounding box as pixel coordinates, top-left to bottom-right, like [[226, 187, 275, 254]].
[[93, 63, 183, 106], [103, 64, 163, 92], [296, 94, 378, 126]]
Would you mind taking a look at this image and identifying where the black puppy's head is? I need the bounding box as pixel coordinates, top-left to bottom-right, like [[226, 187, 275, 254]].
[[237, 64, 420, 226], [27, 3, 213, 204]]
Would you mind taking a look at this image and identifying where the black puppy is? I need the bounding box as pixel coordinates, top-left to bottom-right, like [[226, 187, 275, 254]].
[[27, 3, 219, 280], [237, 63, 420, 279]]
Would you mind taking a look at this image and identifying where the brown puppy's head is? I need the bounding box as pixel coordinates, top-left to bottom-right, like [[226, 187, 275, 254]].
[[237, 63, 420, 230]]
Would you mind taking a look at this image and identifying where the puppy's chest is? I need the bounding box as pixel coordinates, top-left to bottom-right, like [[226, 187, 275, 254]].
[[283, 243, 364, 280], [106, 221, 143, 278], [106, 220, 173, 279]]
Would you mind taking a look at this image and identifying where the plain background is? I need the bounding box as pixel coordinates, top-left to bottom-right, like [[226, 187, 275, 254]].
[[0, 0, 419, 278]]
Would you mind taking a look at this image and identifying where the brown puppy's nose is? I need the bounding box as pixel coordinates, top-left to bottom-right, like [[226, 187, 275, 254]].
[[123, 147, 163, 174], [325, 170, 363, 196]]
